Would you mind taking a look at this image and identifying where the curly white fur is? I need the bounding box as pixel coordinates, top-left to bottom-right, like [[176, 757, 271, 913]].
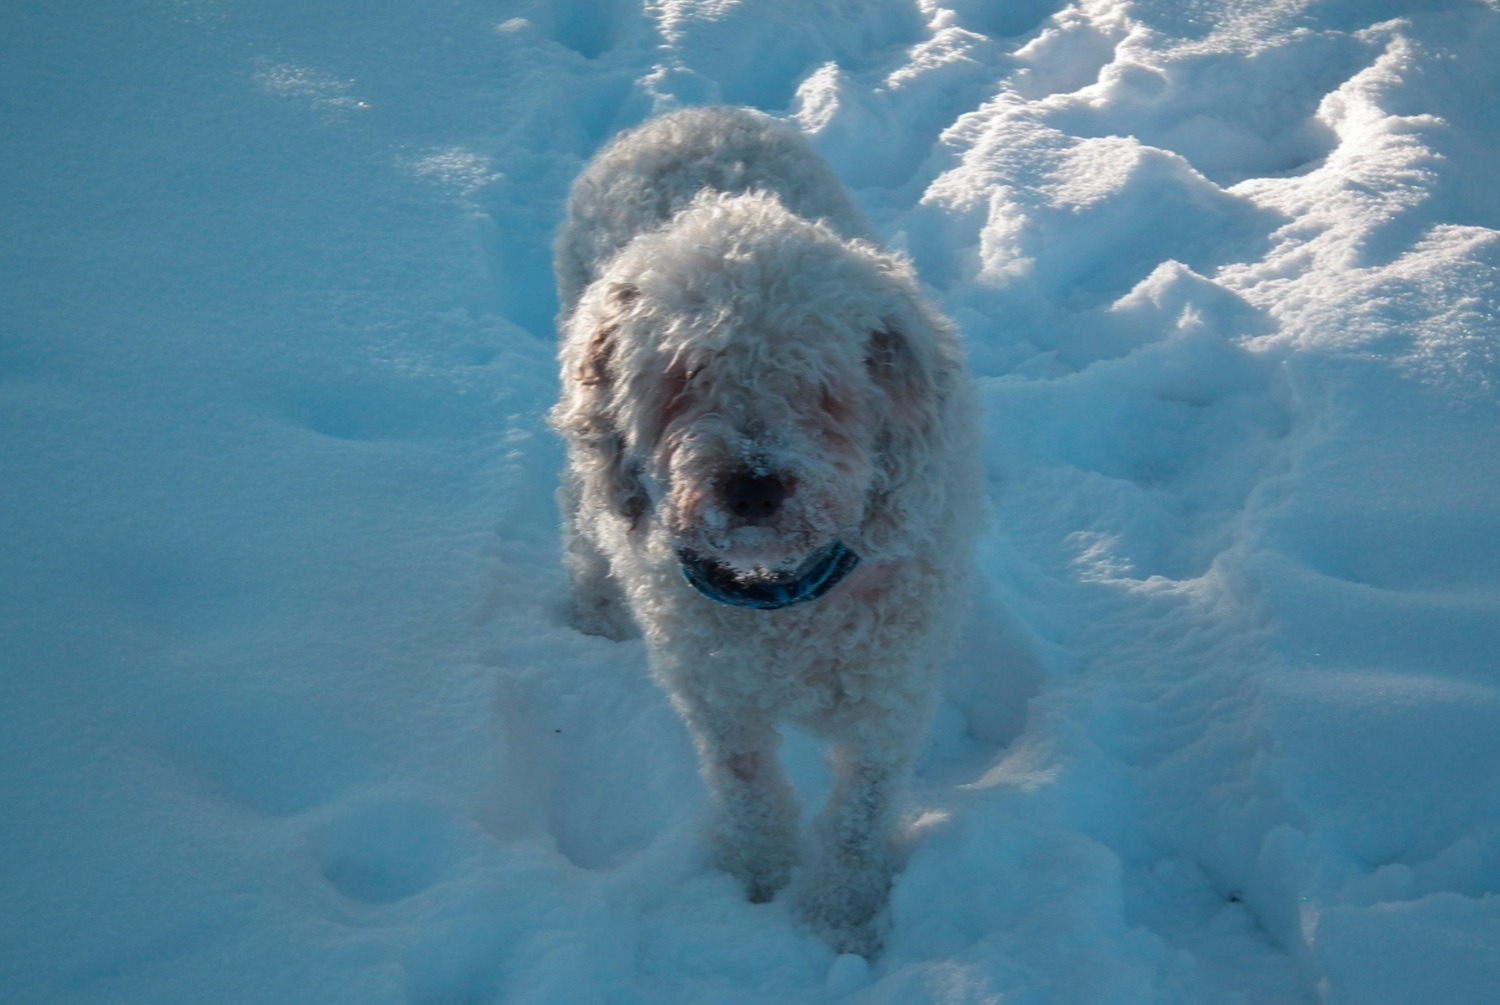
[[550, 107, 982, 955]]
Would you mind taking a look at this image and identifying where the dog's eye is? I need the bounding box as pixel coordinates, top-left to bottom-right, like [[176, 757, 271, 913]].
[[673, 362, 707, 389], [662, 363, 704, 422]]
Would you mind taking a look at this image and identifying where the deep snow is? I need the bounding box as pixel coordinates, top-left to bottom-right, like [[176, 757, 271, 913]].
[[2, 1, 1498, 1003]]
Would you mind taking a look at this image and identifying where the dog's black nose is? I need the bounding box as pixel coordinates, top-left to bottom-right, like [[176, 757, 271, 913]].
[[722, 470, 788, 523]]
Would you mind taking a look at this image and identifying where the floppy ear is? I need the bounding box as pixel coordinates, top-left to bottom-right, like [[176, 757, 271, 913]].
[[574, 429, 646, 527], [576, 322, 616, 388], [859, 296, 965, 555], [866, 326, 934, 422], [573, 283, 638, 389], [550, 283, 649, 526]]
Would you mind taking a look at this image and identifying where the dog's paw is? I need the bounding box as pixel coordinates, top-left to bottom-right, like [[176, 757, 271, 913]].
[[799, 897, 885, 957], [718, 835, 796, 904], [811, 917, 883, 958], [797, 853, 893, 956], [713, 806, 798, 903], [742, 862, 794, 905]]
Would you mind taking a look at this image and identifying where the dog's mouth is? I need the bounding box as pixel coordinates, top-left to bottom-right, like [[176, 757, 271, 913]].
[[677, 540, 860, 611]]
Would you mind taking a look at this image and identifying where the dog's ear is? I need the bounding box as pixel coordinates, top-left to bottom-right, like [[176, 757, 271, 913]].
[[551, 282, 649, 527], [554, 281, 641, 432], [577, 324, 616, 388], [866, 326, 934, 419], [866, 322, 939, 506], [598, 431, 649, 527], [861, 304, 966, 554], [575, 283, 639, 390]]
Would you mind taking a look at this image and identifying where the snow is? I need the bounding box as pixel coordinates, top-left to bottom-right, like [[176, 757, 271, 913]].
[[3, 0, 1497, 1002]]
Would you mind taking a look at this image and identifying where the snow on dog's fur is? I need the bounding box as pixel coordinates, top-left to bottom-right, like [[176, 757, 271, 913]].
[[550, 107, 982, 954]]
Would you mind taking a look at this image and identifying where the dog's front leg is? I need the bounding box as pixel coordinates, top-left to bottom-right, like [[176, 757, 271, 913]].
[[673, 694, 799, 904], [800, 734, 917, 955]]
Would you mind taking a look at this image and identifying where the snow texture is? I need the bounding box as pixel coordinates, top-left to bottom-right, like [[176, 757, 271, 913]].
[[2, 1, 1497, 1003]]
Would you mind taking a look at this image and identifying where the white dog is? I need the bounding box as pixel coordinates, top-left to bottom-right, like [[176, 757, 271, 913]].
[[550, 107, 981, 954]]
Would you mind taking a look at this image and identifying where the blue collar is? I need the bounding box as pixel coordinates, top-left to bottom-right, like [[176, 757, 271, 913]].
[[678, 541, 860, 610]]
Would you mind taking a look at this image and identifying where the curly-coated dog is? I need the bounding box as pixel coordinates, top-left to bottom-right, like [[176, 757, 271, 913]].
[[550, 107, 981, 954]]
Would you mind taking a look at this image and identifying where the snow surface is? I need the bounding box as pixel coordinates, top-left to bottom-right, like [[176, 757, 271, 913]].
[[3, 1, 1498, 1002]]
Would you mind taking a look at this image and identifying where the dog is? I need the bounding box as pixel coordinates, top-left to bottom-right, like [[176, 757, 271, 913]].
[[550, 107, 982, 954]]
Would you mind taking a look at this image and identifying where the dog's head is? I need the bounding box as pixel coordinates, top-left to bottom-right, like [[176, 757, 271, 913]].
[[552, 192, 964, 604]]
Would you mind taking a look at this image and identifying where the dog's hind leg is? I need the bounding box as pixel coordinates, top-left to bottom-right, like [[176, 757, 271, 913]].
[[558, 474, 636, 640]]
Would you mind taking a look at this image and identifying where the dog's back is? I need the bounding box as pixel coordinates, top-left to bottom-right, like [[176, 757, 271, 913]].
[[554, 107, 872, 315]]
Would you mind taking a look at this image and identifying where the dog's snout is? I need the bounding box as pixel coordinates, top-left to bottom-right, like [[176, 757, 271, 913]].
[[722, 470, 789, 523]]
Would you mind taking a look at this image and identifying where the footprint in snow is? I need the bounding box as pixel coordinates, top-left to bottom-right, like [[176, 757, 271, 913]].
[[318, 800, 463, 904]]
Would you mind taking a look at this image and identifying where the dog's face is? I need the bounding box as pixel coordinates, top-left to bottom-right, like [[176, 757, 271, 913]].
[[554, 193, 951, 592]]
